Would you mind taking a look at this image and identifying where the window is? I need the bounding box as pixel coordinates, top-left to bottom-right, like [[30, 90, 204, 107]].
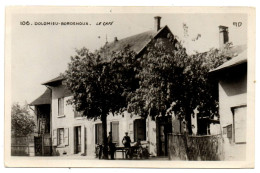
[[74, 110, 81, 118], [53, 128, 69, 146], [233, 106, 247, 143], [58, 128, 64, 145], [134, 119, 146, 142], [227, 125, 232, 139], [110, 121, 119, 144], [58, 97, 64, 116], [95, 123, 103, 144], [74, 126, 81, 153]]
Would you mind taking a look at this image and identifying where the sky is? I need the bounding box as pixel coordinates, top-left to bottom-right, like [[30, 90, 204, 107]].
[[10, 13, 247, 105]]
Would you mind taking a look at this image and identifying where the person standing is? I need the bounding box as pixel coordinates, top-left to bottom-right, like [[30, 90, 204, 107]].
[[108, 132, 115, 160], [122, 132, 131, 147], [122, 132, 132, 159]]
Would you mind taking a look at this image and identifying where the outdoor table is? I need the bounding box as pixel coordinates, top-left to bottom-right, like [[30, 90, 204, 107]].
[[115, 146, 126, 158], [115, 146, 140, 159]]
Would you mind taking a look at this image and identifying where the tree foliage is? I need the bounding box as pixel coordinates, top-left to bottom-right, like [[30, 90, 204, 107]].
[[65, 32, 232, 144], [65, 46, 138, 158], [128, 35, 231, 134], [127, 37, 187, 118], [11, 103, 35, 137], [65, 47, 137, 118]]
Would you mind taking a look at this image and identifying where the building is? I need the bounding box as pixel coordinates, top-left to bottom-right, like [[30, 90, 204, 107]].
[[31, 16, 181, 157], [29, 88, 52, 156], [189, 26, 247, 137], [210, 26, 247, 160]]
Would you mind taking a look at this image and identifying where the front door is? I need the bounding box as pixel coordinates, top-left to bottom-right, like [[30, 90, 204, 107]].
[[34, 136, 42, 156], [74, 126, 81, 154], [157, 117, 172, 156]]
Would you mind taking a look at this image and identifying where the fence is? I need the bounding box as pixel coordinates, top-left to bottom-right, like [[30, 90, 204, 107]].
[[11, 136, 34, 156], [34, 135, 52, 156], [168, 134, 223, 161]]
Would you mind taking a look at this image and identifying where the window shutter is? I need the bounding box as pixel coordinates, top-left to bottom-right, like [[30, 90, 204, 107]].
[[95, 124, 103, 144], [227, 124, 232, 139], [58, 98, 64, 116], [111, 121, 119, 144], [234, 107, 246, 143], [58, 99, 60, 116], [64, 128, 69, 146], [53, 129, 57, 146]]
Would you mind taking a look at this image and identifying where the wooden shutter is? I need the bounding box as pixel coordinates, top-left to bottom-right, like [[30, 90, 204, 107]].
[[234, 107, 246, 143], [58, 98, 64, 116], [58, 99, 61, 116], [78, 127, 81, 145], [227, 124, 232, 139], [111, 121, 119, 144], [64, 128, 69, 146], [84, 127, 87, 154], [95, 124, 103, 144], [53, 129, 57, 146]]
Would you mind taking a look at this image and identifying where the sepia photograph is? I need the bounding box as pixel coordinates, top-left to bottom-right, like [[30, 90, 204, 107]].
[[4, 6, 255, 168]]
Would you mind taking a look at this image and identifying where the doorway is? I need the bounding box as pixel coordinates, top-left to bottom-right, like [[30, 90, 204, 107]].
[[157, 117, 172, 156], [74, 126, 81, 154]]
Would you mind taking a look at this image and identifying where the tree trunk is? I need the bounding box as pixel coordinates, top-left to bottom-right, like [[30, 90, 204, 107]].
[[183, 108, 193, 160], [101, 114, 108, 159], [185, 109, 192, 135]]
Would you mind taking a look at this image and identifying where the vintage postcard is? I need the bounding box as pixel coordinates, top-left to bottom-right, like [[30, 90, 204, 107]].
[[5, 6, 255, 168]]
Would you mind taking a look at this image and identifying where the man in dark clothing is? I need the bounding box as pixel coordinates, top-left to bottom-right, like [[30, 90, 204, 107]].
[[122, 132, 132, 159], [122, 132, 131, 147], [108, 132, 115, 160]]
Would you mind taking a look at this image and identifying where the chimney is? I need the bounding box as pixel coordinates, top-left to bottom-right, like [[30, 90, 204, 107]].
[[114, 37, 118, 42], [219, 25, 229, 49], [154, 16, 161, 31]]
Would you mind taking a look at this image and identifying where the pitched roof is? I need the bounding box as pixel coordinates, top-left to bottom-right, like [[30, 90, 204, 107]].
[[99, 26, 169, 58], [210, 50, 247, 72], [42, 75, 64, 86], [102, 30, 155, 54], [43, 26, 172, 86], [221, 44, 247, 58], [29, 88, 51, 106]]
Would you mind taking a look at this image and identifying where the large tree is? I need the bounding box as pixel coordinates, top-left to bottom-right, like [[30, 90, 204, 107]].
[[65, 47, 137, 159], [11, 103, 35, 137], [128, 35, 231, 135]]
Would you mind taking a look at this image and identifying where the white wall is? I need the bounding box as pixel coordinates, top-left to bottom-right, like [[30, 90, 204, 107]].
[[51, 85, 91, 156], [218, 69, 247, 160], [147, 116, 157, 156], [50, 84, 158, 157]]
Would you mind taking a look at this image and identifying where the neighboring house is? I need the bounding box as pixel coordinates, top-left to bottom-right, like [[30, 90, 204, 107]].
[[35, 16, 180, 157], [210, 26, 247, 160], [29, 88, 52, 156], [190, 26, 246, 137]]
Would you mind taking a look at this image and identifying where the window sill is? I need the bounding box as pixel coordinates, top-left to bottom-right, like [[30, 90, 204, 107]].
[[57, 115, 65, 118], [75, 117, 83, 120], [57, 144, 66, 148], [235, 142, 246, 145]]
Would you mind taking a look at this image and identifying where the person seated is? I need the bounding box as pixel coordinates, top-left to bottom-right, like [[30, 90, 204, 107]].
[[133, 139, 150, 159], [133, 139, 144, 158], [134, 138, 142, 147]]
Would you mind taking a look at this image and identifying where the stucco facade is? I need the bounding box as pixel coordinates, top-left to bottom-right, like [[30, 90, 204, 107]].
[[49, 83, 158, 157], [213, 57, 247, 160]]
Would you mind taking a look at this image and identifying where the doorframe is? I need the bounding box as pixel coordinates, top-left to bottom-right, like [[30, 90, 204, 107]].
[[156, 116, 172, 156], [74, 126, 81, 154]]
